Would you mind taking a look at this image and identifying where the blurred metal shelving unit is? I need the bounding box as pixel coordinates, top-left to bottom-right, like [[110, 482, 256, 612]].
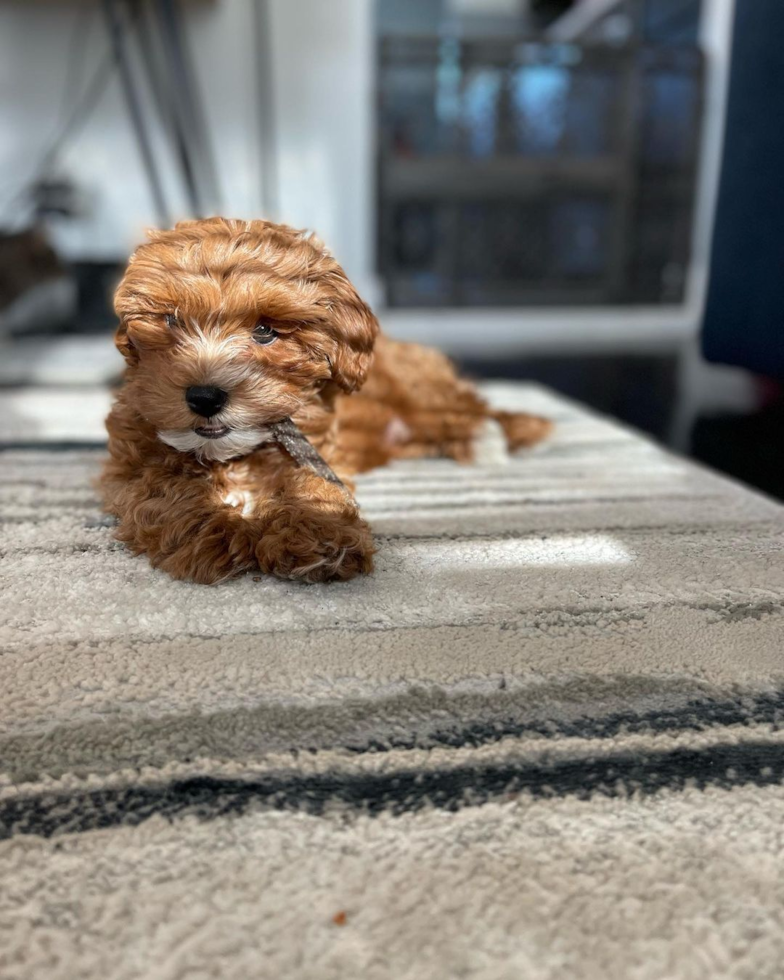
[[377, 34, 704, 308]]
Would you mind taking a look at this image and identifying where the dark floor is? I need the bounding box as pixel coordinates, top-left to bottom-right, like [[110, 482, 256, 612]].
[[692, 405, 784, 501]]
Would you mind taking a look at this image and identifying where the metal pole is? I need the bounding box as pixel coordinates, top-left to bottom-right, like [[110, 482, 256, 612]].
[[152, 0, 222, 214], [102, 0, 171, 227]]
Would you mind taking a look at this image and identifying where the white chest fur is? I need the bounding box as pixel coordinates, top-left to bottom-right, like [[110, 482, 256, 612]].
[[158, 426, 273, 462], [221, 487, 256, 516]]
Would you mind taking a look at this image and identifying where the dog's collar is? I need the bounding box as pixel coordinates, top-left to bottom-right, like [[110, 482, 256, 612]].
[[267, 418, 351, 498]]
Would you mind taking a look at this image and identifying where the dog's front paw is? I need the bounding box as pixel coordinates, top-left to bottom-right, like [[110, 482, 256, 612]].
[[257, 505, 374, 583]]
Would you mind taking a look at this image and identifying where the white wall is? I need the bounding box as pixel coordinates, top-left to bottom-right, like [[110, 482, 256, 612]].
[[266, 0, 376, 298]]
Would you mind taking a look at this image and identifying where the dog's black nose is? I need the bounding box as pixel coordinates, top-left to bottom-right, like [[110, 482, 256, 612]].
[[185, 385, 228, 418]]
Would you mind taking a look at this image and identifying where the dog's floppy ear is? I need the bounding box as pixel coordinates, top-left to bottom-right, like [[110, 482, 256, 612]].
[[112, 251, 142, 365], [114, 319, 139, 365], [323, 269, 379, 393]]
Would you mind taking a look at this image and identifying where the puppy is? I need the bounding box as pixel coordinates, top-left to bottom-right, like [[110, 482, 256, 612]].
[[101, 218, 551, 584]]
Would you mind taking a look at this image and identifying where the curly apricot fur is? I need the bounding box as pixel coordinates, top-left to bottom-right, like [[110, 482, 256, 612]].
[[100, 218, 550, 584]]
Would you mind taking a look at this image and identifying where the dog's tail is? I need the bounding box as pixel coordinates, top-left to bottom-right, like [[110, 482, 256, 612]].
[[492, 409, 553, 450]]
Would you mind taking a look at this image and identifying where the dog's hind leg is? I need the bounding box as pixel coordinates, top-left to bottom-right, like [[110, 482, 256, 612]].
[[346, 335, 552, 465]]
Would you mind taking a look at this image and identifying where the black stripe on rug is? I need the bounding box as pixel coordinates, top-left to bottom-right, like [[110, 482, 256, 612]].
[[349, 690, 784, 753], [2, 740, 783, 841]]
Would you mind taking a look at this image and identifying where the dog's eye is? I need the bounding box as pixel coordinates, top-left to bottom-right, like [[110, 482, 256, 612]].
[[253, 323, 278, 346], [164, 313, 181, 329]]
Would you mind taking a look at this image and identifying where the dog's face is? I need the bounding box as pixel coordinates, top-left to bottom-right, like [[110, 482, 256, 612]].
[[114, 218, 378, 460]]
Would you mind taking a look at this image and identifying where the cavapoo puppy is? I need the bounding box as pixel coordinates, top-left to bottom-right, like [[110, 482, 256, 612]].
[[101, 218, 551, 584]]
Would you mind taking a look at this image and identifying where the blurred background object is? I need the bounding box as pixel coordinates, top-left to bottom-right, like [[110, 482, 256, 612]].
[[0, 0, 779, 495], [376, 3, 703, 309]]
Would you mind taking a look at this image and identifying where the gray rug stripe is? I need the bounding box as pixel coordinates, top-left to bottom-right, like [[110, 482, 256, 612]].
[[3, 680, 783, 787]]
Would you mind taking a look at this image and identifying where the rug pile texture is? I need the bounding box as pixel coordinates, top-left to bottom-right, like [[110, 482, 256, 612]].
[[1, 382, 783, 980]]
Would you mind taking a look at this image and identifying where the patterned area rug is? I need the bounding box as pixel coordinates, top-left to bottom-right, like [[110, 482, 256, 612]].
[[2, 382, 784, 979]]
